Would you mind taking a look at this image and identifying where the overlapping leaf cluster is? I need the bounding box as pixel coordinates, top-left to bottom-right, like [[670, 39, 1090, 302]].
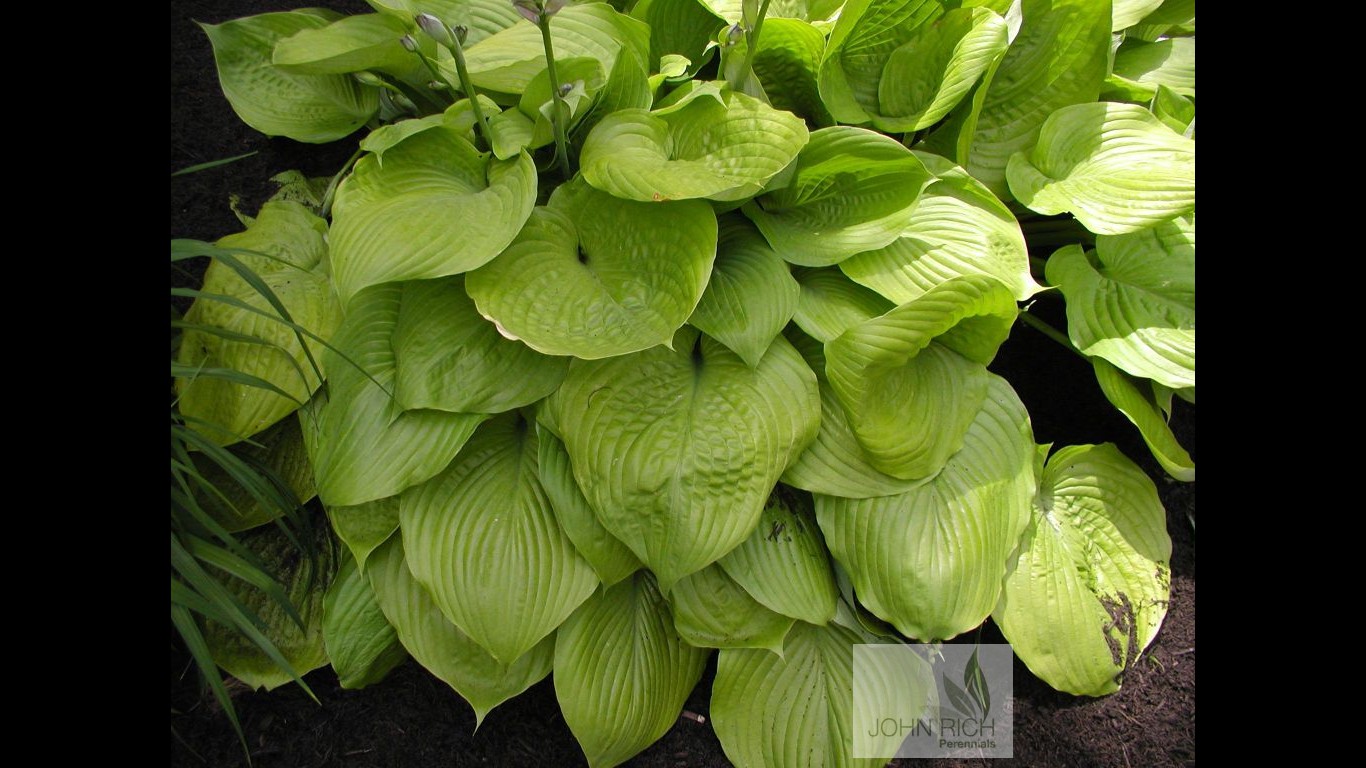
[[176, 0, 1194, 764]]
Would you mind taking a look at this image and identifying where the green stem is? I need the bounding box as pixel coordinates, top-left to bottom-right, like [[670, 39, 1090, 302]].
[[448, 36, 489, 151], [1019, 312, 1086, 360], [539, 14, 571, 180], [320, 146, 365, 220], [734, 0, 772, 93]]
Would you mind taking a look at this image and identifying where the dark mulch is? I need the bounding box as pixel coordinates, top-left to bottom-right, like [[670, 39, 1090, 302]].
[[171, 2, 1195, 765]]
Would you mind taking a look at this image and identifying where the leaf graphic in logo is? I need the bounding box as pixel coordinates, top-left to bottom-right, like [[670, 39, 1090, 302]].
[[964, 646, 990, 719], [942, 676, 975, 720]]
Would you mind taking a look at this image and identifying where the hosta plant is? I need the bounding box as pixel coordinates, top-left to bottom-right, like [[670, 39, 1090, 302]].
[[174, 0, 1194, 764]]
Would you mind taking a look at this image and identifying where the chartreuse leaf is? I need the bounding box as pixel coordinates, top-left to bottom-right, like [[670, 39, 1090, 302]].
[[390, 276, 567, 413], [1105, 37, 1194, 100], [632, 0, 727, 78], [325, 496, 400, 571], [360, 97, 505, 158], [688, 218, 801, 368], [712, 620, 932, 768], [959, 0, 1111, 197], [367, 536, 553, 723], [817, 0, 945, 125], [554, 572, 710, 768], [329, 125, 537, 304], [1151, 84, 1194, 135], [200, 11, 378, 143], [272, 13, 415, 75], [873, 6, 1009, 132], [840, 151, 1039, 304], [781, 329, 931, 498], [718, 485, 838, 625], [1046, 213, 1194, 388], [516, 57, 605, 149], [790, 267, 894, 343], [461, 2, 651, 95], [302, 283, 487, 507], [994, 443, 1172, 696], [743, 127, 933, 267], [536, 427, 642, 586], [1092, 358, 1194, 482], [580, 84, 809, 202], [700, 0, 844, 23], [466, 179, 718, 359], [825, 275, 1018, 480], [196, 417, 316, 533], [364, 0, 523, 47], [1008, 102, 1195, 235], [744, 17, 832, 125], [1126, 0, 1193, 41], [816, 374, 1036, 640], [176, 201, 341, 445], [541, 326, 820, 591], [400, 412, 599, 664], [203, 521, 336, 690], [1112, 0, 1164, 30], [668, 564, 795, 653], [322, 554, 407, 689]]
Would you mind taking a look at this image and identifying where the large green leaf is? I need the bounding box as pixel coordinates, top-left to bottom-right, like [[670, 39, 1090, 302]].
[[817, 0, 945, 125], [718, 485, 839, 625], [272, 13, 416, 75], [364, 0, 523, 47], [1112, 0, 1164, 29], [825, 275, 1018, 480], [874, 7, 1009, 132], [580, 84, 810, 202], [466, 179, 718, 359], [367, 536, 553, 723], [668, 564, 795, 653], [1008, 102, 1195, 235], [301, 283, 487, 507], [688, 218, 801, 368], [994, 443, 1172, 695], [1093, 358, 1194, 481], [1046, 213, 1194, 387], [203, 520, 336, 690], [1105, 37, 1194, 99], [840, 151, 1039, 304], [743, 126, 934, 267], [541, 326, 820, 590], [781, 330, 932, 497], [554, 573, 711, 768], [329, 125, 538, 304], [632, 0, 727, 77], [959, 0, 1111, 196], [745, 17, 832, 125], [400, 412, 599, 663], [325, 496, 400, 571], [176, 201, 341, 445], [196, 417, 316, 533], [712, 620, 932, 768], [816, 375, 1036, 641], [460, 2, 652, 95], [536, 428, 643, 586], [322, 554, 408, 689], [790, 267, 895, 344], [390, 276, 567, 412], [375, 0, 521, 41], [200, 11, 378, 142]]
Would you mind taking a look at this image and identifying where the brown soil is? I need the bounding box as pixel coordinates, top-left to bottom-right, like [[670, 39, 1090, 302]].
[[170, 2, 1194, 765]]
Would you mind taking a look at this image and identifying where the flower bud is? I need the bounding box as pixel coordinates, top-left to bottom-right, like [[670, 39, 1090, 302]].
[[415, 12, 455, 47], [398, 34, 418, 52]]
